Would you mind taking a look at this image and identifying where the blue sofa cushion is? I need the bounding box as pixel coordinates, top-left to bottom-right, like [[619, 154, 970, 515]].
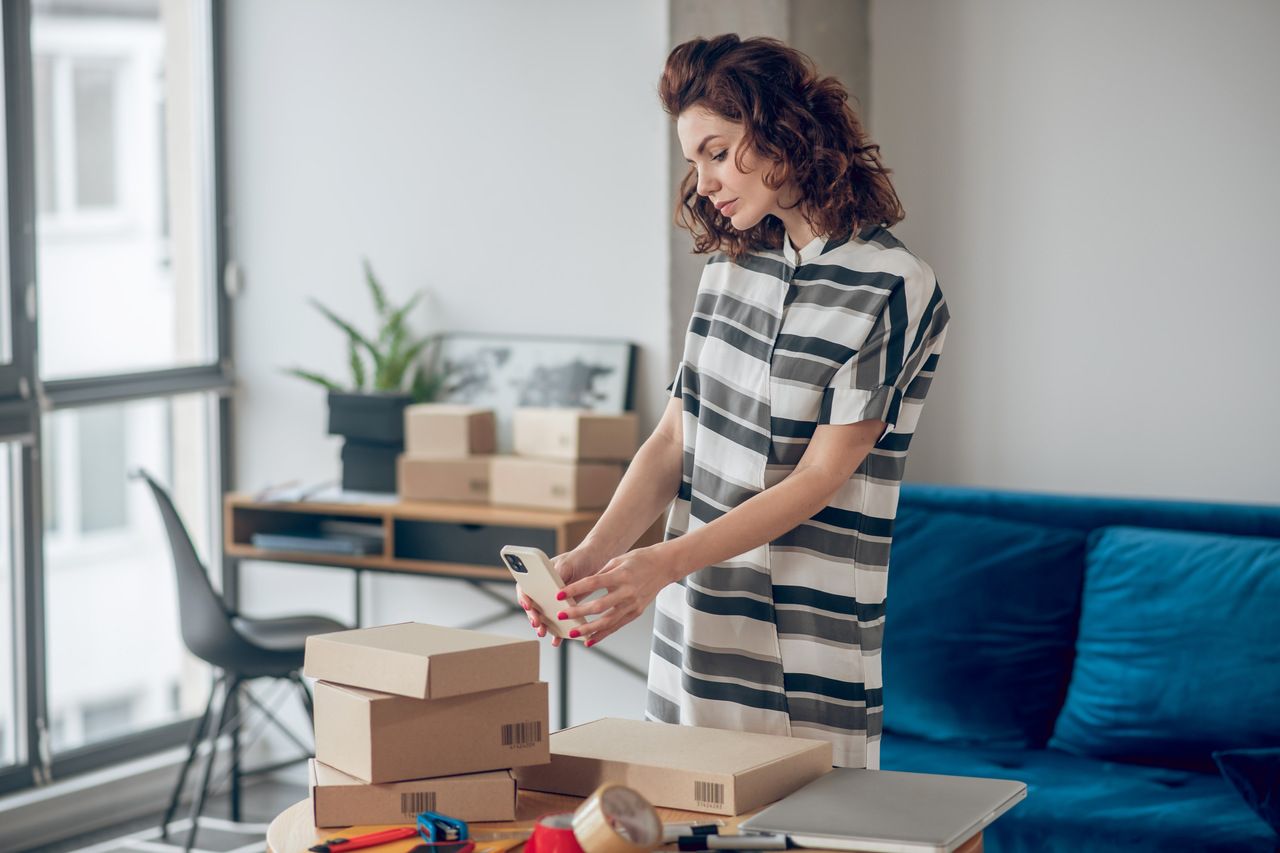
[[883, 508, 1086, 748], [1050, 526, 1280, 766], [880, 734, 1277, 853], [1214, 748, 1280, 836]]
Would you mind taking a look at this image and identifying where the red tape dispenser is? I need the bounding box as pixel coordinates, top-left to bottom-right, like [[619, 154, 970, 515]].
[[527, 784, 663, 853]]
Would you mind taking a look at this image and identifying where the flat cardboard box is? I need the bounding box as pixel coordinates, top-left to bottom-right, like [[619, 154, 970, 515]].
[[398, 455, 492, 503], [489, 456, 623, 511], [513, 409, 639, 462], [309, 760, 516, 827], [304, 622, 538, 700], [316, 680, 550, 784], [513, 718, 832, 816], [405, 404, 496, 457]]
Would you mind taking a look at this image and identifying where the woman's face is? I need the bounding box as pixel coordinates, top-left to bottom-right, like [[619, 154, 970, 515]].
[[677, 106, 785, 231]]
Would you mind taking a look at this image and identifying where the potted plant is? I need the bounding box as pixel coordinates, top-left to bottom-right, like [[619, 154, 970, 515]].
[[285, 258, 442, 491]]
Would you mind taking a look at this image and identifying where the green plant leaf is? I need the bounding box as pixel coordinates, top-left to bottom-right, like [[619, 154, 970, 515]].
[[409, 361, 444, 403], [347, 338, 366, 390], [363, 257, 390, 319], [309, 297, 386, 379], [385, 335, 432, 390], [282, 367, 344, 391], [379, 291, 422, 351]]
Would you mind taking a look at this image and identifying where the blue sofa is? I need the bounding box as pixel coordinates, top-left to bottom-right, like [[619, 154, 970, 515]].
[[879, 484, 1280, 852]]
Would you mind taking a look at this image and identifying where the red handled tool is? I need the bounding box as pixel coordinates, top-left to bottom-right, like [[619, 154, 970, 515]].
[[309, 826, 419, 853]]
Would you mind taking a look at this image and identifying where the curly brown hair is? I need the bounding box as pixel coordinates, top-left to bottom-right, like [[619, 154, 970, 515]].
[[660, 34, 904, 260]]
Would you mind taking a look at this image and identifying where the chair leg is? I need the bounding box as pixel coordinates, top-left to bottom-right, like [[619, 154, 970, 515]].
[[230, 685, 242, 823], [187, 676, 238, 853], [242, 680, 313, 756], [159, 673, 221, 841]]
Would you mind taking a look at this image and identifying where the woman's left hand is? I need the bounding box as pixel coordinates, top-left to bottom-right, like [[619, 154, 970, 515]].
[[554, 544, 684, 647]]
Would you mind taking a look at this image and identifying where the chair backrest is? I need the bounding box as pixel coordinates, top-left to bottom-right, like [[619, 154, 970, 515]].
[[133, 469, 244, 667]]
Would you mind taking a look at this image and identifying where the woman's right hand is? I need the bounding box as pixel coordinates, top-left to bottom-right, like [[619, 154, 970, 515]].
[[519, 545, 611, 647]]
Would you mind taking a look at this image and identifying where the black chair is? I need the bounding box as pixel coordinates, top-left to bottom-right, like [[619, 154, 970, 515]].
[[132, 469, 348, 851]]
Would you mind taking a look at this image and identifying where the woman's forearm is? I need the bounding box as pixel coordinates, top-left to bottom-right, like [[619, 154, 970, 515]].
[[662, 467, 842, 580], [579, 431, 684, 559]]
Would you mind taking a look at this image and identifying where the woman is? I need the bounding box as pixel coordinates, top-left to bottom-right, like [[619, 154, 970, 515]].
[[522, 34, 949, 770]]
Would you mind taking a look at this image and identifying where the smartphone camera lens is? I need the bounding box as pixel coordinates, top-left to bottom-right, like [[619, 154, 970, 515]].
[[505, 555, 527, 573]]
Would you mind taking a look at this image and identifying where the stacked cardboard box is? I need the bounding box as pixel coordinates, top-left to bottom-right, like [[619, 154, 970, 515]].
[[490, 408, 638, 511], [303, 622, 549, 827], [398, 404, 497, 503]]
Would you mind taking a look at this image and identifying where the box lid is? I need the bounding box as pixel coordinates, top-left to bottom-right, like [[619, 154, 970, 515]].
[[548, 718, 829, 776], [304, 622, 539, 699], [406, 404, 492, 417], [312, 758, 514, 789]]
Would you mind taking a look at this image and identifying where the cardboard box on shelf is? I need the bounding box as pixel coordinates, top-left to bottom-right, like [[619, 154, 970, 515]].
[[405, 404, 496, 457], [303, 622, 538, 700], [513, 717, 832, 816], [309, 760, 516, 827], [489, 456, 622, 511], [315, 680, 550, 784], [513, 409, 639, 462], [398, 455, 492, 503]]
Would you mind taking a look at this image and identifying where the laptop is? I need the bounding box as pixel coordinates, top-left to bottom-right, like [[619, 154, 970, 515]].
[[737, 768, 1026, 853]]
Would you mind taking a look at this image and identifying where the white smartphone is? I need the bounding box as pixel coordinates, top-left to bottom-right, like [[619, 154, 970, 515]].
[[500, 545, 587, 640]]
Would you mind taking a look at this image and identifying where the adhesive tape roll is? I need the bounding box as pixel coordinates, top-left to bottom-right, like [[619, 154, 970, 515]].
[[572, 784, 663, 853], [528, 813, 583, 853]]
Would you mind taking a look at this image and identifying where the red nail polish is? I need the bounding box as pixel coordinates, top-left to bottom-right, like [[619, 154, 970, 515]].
[[586, 639, 596, 647], [557, 611, 568, 620], [556, 591, 566, 601], [569, 629, 581, 639]]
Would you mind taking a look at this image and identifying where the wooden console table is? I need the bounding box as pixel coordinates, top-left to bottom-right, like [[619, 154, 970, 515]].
[[224, 493, 659, 728]]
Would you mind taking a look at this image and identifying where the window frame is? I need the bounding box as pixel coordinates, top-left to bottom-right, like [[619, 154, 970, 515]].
[[0, 0, 234, 797]]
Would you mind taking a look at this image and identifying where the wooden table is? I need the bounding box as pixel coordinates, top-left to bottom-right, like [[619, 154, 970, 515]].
[[266, 790, 983, 853]]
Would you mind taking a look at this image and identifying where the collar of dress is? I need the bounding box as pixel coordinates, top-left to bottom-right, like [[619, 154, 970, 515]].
[[782, 233, 828, 267]]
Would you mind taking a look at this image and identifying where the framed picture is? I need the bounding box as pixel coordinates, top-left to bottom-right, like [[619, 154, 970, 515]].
[[433, 332, 637, 451]]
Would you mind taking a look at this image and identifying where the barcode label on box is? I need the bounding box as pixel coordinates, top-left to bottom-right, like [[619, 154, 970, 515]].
[[501, 720, 543, 748], [400, 791, 437, 816], [694, 780, 725, 808]]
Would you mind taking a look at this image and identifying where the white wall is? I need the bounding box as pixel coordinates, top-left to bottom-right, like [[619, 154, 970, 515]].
[[225, 0, 671, 735], [870, 0, 1280, 503]]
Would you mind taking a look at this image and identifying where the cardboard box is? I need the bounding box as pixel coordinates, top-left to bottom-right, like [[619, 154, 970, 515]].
[[513, 718, 832, 816], [513, 409, 639, 462], [489, 456, 623, 511], [398, 455, 492, 503], [309, 760, 516, 827], [405, 404, 496, 457], [304, 622, 538, 700], [315, 680, 550, 784]]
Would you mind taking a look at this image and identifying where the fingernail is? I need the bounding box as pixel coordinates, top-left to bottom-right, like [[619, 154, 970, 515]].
[[520, 600, 530, 610], [586, 639, 596, 648], [556, 591, 566, 601], [557, 611, 568, 621], [569, 629, 581, 639]]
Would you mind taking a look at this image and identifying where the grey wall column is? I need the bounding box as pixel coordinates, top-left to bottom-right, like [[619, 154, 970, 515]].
[[664, 0, 870, 373]]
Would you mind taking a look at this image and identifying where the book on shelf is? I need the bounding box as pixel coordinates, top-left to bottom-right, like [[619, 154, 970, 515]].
[[250, 531, 384, 556]]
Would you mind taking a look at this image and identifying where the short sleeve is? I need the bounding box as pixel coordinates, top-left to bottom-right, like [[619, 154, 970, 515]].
[[665, 361, 683, 398], [818, 261, 950, 434]]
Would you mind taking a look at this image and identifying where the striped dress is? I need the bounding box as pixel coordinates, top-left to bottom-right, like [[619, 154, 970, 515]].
[[647, 223, 950, 769]]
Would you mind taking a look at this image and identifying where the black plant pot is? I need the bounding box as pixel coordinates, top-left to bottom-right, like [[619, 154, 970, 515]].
[[327, 391, 413, 444], [329, 391, 411, 493], [340, 439, 401, 493]]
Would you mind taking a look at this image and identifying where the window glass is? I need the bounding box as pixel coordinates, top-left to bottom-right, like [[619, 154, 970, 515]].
[[43, 394, 214, 752], [33, 0, 217, 380]]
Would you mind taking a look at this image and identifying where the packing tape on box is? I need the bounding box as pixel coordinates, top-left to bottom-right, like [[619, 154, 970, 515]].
[[527, 784, 662, 853]]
